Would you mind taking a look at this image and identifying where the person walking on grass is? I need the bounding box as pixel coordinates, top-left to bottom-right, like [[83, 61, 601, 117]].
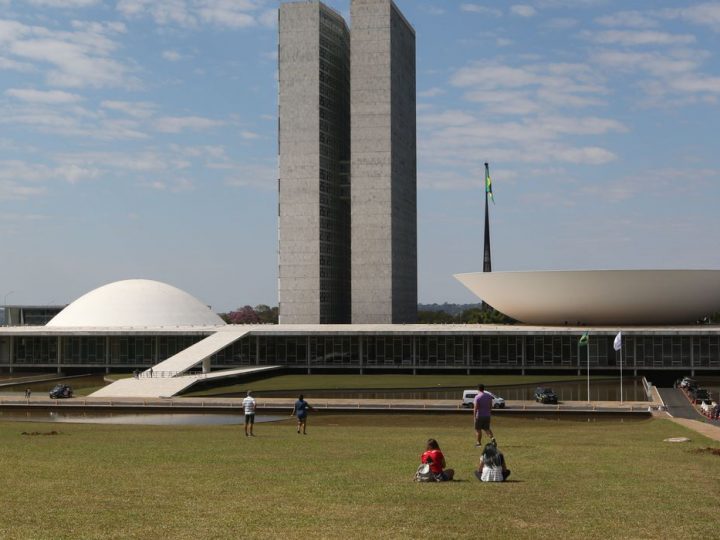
[[291, 394, 313, 434], [473, 384, 496, 447], [242, 390, 256, 437]]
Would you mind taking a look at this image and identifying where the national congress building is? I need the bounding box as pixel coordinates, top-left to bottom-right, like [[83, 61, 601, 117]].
[[1, 1, 720, 394], [278, 0, 417, 325]]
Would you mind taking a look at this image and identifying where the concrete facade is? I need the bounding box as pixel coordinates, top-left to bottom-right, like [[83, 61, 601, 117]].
[[278, 2, 351, 324], [350, 0, 417, 324]]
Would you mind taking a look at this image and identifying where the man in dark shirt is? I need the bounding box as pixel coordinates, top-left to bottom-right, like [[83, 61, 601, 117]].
[[473, 384, 496, 447]]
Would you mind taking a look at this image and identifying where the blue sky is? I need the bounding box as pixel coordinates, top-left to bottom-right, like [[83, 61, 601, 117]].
[[1, 0, 719, 311]]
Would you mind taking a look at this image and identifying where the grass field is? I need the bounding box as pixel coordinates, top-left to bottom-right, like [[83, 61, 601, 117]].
[[1, 415, 718, 539], [184, 373, 600, 397]]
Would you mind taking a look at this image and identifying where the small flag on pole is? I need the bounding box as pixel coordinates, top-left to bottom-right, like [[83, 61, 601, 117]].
[[578, 331, 589, 346], [613, 331, 622, 351], [485, 163, 495, 205]]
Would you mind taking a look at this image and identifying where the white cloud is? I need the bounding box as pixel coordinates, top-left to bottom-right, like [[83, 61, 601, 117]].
[[661, 3, 720, 33], [585, 30, 696, 46], [596, 11, 659, 29], [5, 88, 82, 103], [154, 115, 225, 133], [459, 4, 502, 17], [0, 18, 136, 89], [26, 0, 98, 6], [117, 0, 271, 29], [224, 162, 277, 189], [510, 5, 537, 17], [101, 100, 156, 118], [162, 50, 183, 62], [258, 9, 277, 28], [240, 130, 260, 139], [418, 87, 445, 98]]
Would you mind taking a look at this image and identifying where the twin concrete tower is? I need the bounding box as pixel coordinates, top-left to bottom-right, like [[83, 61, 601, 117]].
[[278, 0, 417, 324]]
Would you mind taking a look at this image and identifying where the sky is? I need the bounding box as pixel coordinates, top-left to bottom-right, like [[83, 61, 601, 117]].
[[1, 0, 720, 312]]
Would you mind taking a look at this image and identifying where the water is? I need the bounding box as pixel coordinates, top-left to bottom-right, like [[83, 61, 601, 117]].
[[215, 378, 649, 402], [0, 410, 284, 425]]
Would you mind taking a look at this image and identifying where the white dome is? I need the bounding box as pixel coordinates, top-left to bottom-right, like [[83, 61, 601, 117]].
[[47, 279, 226, 327], [455, 270, 720, 325]]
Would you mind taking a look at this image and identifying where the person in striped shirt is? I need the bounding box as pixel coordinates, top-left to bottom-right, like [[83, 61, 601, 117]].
[[242, 391, 256, 437]]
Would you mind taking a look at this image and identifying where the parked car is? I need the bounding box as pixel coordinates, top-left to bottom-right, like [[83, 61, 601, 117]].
[[534, 387, 558, 404], [49, 384, 73, 399], [700, 399, 717, 414], [679, 377, 696, 389], [461, 390, 506, 409], [692, 389, 711, 403]]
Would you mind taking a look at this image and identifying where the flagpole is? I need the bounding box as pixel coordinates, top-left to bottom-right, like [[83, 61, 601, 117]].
[[620, 343, 623, 404], [587, 335, 590, 404]]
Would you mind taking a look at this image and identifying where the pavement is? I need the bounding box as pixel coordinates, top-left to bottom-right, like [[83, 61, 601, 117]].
[[656, 388, 702, 420], [665, 417, 720, 442], [0, 395, 655, 414]]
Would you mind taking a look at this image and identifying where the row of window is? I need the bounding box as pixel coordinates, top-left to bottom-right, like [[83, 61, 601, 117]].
[[8, 335, 720, 369]]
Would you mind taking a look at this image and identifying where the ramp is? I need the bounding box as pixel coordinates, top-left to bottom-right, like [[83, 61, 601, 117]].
[[144, 328, 251, 377], [90, 366, 281, 398], [90, 328, 277, 398]]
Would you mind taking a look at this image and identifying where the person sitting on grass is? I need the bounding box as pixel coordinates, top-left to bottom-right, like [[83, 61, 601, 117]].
[[421, 438, 454, 481], [475, 442, 510, 482]]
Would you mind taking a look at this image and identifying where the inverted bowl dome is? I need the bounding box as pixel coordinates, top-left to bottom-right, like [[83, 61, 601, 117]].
[[454, 270, 720, 325], [47, 279, 225, 327]]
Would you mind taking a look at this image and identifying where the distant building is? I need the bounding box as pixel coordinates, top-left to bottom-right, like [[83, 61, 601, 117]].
[[278, 0, 417, 325]]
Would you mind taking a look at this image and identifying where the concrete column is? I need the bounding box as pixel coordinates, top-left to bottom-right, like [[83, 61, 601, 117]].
[[359, 336, 364, 375], [255, 336, 260, 366], [633, 334, 637, 376], [8, 336, 14, 374], [690, 335, 695, 376], [306, 336, 311, 375], [105, 336, 110, 374], [202, 355, 210, 374], [57, 336, 62, 374], [521, 335, 526, 376], [412, 336, 416, 375]]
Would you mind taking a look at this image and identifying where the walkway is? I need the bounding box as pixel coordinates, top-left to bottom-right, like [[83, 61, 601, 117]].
[[667, 417, 720, 443], [656, 388, 702, 420], [90, 366, 280, 398]]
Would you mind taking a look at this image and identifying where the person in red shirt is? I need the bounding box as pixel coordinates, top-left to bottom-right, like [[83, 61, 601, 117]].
[[420, 438, 454, 481]]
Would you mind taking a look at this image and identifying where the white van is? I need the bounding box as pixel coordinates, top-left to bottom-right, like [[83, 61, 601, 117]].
[[462, 390, 505, 409]]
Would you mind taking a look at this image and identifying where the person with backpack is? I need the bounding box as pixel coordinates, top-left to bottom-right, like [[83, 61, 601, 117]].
[[475, 442, 510, 482], [291, 394, 313, 434], [419, 438, 454, 481]]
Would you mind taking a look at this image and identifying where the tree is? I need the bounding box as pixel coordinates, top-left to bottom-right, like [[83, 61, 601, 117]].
[[227, 306, 261, 325]]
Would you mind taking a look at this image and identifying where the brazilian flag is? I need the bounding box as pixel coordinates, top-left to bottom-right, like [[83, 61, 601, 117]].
[[485, 164, 495, 205], [578, 331, 589, 346]]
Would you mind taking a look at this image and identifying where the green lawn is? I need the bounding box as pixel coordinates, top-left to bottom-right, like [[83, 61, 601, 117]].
[[185, 373, 600, 396], [0, 415, 718, 539]]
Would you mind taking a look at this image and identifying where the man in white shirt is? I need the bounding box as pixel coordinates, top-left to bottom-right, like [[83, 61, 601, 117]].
[[242, 390, 257, 437]]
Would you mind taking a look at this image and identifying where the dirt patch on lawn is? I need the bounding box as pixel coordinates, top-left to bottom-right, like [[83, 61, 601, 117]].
[[21, 430, 61, 436], [690, 447, 720, 456]]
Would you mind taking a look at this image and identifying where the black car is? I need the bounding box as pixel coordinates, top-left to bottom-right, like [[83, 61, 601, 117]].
[[534, 387, 558, 404], [49, 384, 73, 399]]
